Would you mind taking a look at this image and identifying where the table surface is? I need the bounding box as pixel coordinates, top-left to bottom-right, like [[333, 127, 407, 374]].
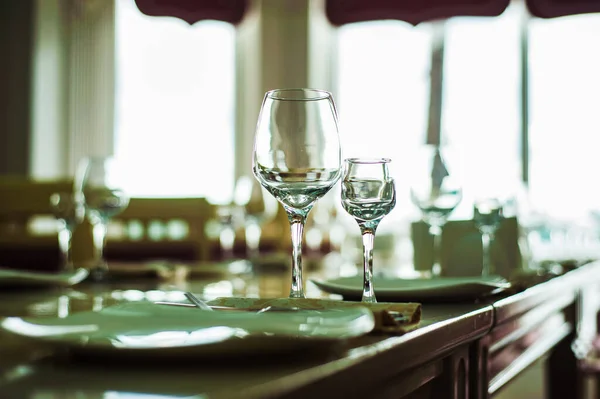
[[0, 260, 599, 399]]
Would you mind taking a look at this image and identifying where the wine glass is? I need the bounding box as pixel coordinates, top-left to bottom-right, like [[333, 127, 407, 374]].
[[341, 158, 396, 303], [410, 145, 462, 278], [252, 88, 342, 298], [474, 198, 504, 277], [76, 157, 130, 280], [49, 192, 85, 271]]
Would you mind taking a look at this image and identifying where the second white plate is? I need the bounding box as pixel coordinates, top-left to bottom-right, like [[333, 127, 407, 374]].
[[0, 267, 89, 288], [310, 275, 511, 302]]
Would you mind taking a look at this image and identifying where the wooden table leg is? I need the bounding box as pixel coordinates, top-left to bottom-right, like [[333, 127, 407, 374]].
[[546, 300, 583, 399]]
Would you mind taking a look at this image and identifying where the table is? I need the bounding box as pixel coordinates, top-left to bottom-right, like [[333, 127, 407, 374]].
[[1, 261, 599, 399]]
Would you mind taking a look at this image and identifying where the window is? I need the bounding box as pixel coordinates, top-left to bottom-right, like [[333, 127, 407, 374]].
[[114, 0, 236, 203], [442, 4, 523, 215], [529, 14, 600, 219], [336, 21, 433, 219]]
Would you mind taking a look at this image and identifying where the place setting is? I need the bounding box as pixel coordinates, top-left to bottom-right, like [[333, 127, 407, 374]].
[[310, 143, 513, 303], [0, 88, 522, 365], [0, 89, 422, 364], [0, 87, 531, 374]]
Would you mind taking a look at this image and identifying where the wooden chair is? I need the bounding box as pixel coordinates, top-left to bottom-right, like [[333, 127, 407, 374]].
[[104, 197, 218, 262], [0, 177, 219, 269], [0, 177, 79, 271]]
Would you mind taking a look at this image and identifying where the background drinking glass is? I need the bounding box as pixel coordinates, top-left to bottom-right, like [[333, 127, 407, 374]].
[[49, 192, 85, 271], [473, 197, 504, 276], [76, 157, 130, 280], [203, 203, 242, 260], [233, 176, 278, 258], [341, 158, 396, 303], [253, 88, 342, 298], [410, 145, 462, 277]]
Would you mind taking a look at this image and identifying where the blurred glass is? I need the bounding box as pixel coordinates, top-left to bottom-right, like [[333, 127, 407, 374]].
[[473, 198, 504, 276], [410, 145, 462, 277], [49, 192, 84, 271], [233, 176, 278, 258], [76, 157, 130, 280]]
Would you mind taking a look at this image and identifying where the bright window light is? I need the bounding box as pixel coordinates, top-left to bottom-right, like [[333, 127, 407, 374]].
[[442, 5, 522, 215], [114, 0, 235, 203], [337, 20, 432, 219], [529, 14, 600, 219]]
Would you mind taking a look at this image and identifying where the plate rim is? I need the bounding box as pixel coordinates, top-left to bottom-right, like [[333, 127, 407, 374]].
[[309, 275, 511, 299]]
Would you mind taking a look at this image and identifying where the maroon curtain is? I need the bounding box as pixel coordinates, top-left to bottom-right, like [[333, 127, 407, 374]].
[[325, 0, 510, 26], [326, 0, 600, 25], [526, 0, 600, 18], [134, 0, 248, 25]]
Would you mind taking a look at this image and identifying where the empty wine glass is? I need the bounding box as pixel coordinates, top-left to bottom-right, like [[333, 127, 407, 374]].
[[341, 158, 396, 303], [76, 157, 130, 279], [410, 145, 462, 278], [252, 88, 342, 298], [49, 192, 85, 271], [474, 198, 504, 276]]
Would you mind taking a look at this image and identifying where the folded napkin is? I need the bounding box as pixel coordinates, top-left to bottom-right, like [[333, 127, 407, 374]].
[[207, 297, 421, 335]]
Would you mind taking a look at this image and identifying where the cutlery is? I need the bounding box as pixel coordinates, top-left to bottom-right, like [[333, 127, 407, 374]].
[[154, 301, 237, 310], [184, 292, 214, 311], [156, 301, 305, 314], [158, 298, 408, 323]]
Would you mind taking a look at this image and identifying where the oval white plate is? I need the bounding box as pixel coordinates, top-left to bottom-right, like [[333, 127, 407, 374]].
[[310, 276, 511, 302], [1, 301, 375, 358]]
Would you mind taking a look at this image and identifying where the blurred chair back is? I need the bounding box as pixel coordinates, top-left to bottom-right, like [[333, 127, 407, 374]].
[[0, 177, 218, 269], [105, 197, 217, 262], [0, 177, 88, 270]]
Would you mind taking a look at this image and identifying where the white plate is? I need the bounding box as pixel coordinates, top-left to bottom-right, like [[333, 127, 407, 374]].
[[0, 268, 89, 288], [0, 301, 375, 358], [310, 276, 511, 302]]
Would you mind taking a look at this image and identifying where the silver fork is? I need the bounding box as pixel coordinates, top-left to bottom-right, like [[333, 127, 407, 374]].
[[184, 292, 214, 311]]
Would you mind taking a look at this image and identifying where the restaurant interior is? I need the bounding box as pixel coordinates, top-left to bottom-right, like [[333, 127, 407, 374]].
[[2, 0, 600, 398]]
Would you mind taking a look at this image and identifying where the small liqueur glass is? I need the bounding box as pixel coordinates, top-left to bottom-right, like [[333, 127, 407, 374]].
[[341, 158, 396, 303], [49, 192, 85, 271], [473, 198, 504, 276]]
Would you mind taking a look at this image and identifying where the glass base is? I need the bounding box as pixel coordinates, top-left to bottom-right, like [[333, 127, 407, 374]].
[[409, 270, 433, 279], [89, 263, 109, 282]]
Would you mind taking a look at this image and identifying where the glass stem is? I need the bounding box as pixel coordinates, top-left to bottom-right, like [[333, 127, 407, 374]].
[[360, 226, 377, 303], [481, 232, 494, 277], [219, 226, 236, 259], [245, 222, 262, 258], [57, 226, 73, 271], [429, 224, 443, 277], [289, 215, 306, 298], [92, 221, 108, 269]]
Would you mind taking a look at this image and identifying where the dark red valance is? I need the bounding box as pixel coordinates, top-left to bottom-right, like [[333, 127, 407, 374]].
[[326, 0, 510, 26], [526, 0, 600, 18], [326, 0, 600, 26], [134, 0, 248, 25]]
